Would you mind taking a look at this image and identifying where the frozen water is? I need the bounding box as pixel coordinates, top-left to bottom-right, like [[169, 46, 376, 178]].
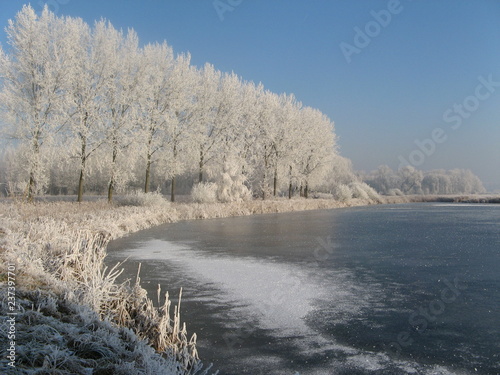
[[108, 203, 500, 374]]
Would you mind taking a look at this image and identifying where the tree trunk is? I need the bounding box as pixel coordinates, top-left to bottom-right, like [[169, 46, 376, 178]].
[[108, 137, 118, 203], [144, 129, 153, 193], [77, 169, 85, 202], [262, 168, 267, 200], [170, 176, 175, 202], [199, 150, 204, 183], [300, 185, 303, 197], [262, 147, 268, 200], [304, 182, 309, 199], [77, 114, 90, 203], [27, 173, 36, 203], [144, 157, 151, 193], [77, 138, 86, 203], [171, 142, 178, 202], [273, 167, 278, 197], [288, 166, 293, 199], [107, 179, 114, 203], [27, 131, 41, 203]]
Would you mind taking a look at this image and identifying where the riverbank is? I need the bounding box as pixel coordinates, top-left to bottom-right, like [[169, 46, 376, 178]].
[[0, 196, 379, 374], [0, 194, 498, 374]]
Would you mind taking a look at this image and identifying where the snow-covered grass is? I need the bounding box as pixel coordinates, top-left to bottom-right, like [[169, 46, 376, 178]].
[[0, 200, 212, 374], [0, 289, 208, 375]]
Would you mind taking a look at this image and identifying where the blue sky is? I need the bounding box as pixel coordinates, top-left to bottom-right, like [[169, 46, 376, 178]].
[[1, 0, 500, 189]]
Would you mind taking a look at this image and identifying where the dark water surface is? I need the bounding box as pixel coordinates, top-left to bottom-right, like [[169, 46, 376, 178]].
[[107, 203, 500, 375]]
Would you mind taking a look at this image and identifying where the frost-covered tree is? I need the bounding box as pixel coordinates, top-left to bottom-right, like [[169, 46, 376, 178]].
[[294, 107, 336, 198], [136, 42, 175, 193], [0, 5, 72, 200], [421, 173, 441, 195], [249, 89, 280, 199], [364, 166, 485, 195], [1, 146, 26, 196], [100, 25, 142, 202], [398, 166, 423, 194], [191, 63, 221, 183], [363, 165, 398, 195], [269, 93, 302, 197], [1, 6, 351, 203], [318, 155, 358, 193], [192, 77, 259, 201], [232, 80, 262, 186], [156, 53, 196, 202], [64, 19, 112, 202], [191, 67, 249, 198], [448, 169, 484, 194]]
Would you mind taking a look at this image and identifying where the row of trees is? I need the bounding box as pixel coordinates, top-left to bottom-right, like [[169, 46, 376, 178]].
[[363, 165, 486, 196], [0, 5, 339, 202]]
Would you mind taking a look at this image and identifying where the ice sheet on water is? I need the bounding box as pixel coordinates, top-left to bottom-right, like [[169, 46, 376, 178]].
[[120, 239, 462, 375], [122, 239, 328, 336], [432, 204, 494, 207]]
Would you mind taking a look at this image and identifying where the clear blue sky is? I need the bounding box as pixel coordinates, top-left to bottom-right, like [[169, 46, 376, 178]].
[[1, 0, 500, 189]]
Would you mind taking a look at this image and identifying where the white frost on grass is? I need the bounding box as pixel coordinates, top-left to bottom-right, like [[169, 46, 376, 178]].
[[0, 202, 214, 374]]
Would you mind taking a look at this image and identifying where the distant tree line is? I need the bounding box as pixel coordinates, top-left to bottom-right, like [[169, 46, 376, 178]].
[[363, 165, 486, 196]]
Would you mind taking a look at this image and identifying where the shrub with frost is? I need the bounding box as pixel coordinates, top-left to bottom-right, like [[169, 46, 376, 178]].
[[349, 182, 369, 200], [215, 159, 252, 203], [359, 182, 380, 200], [333, 184, 352, 202], [388, 188, 404, 196], [120, 190, 170, 208], [346, 182, 380, 201], [191, 182, 218, 203]]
